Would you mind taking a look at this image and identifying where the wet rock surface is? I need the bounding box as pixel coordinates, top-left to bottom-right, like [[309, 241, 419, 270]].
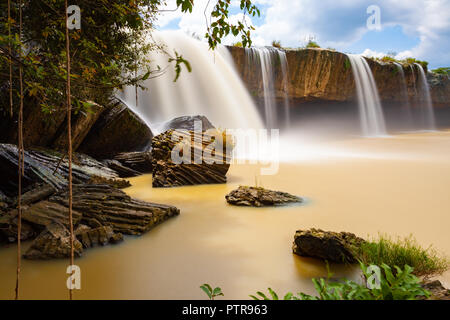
[[112, 151, 153, 177], [293, 228, 365, 263], [225, 186, 302, 207], [152, 129, 232, 187]]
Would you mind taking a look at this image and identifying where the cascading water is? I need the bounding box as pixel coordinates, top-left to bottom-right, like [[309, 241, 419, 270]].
[[245, 47, 290, 129], [394, 62, 413, 128], [279, 50, 291, 128], [119, 31, 264, 133], [347, 54, 387, 136], [415, 63, 436, 130]]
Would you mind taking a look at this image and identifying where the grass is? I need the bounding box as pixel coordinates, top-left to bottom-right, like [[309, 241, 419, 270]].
[[305, 40, 320, 48], [356, 234, 449, 277]]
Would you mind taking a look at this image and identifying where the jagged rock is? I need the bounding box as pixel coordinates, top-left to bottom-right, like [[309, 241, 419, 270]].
[[0, 190, 9, 212], [158, 115, 215, 132], [50, 184, 180, 235], [23, 222, 83, 260], [11, 183, 56, 207], [421, 280, 450, 300], [0, 143, 123, 197], [78, 100, 153, 159], [225, 186, 302, 207], [112, 151, 153, 177], [293, 228, 365, 263], [152, 129, 232, 187], [75, 225, 123, 248]]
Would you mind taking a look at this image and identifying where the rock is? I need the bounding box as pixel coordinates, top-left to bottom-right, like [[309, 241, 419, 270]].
[[152, 129, 233, 187], [0, 143, 123, 197], [103, 159, 142, 178], [0, 190, 10, 212], [11, 183, 56, 207], [158, 115, 215, 132], [112, 151, 153, 177], [52, 101, 104, 151], [225, 186, 302, 207], [50, 184, 180, 235], [421, 280, 450, 300], [292, 228, 365, 263], [0, 214, 36, 243], [78, 100, 153, 159], [12, 200, 82, 229], [24, 222, 83, 260], [75, 225, 123, 248]]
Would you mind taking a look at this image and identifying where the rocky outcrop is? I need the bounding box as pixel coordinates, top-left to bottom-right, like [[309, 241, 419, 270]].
[[228, 46, 450, 108], [112, 151, 153, 176], [0, 143, 124, 197], [151, 129, 232, 187], [158, 115, 215, 132], [225, 186, 302, 207], [49, 184, 180, 235], [293, 228, 365, 263], [78, 100, 153, 159], [24, 222, 84, 260]]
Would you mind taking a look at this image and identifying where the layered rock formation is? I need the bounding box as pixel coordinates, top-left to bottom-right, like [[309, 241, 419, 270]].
[[225, 186, 302, 207], [152, 129, 233, 187], [228, 46, 450, 108]]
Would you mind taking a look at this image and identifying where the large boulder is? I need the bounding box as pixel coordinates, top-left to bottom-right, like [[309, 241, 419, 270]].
[[151, 129, 233, 187], [75, 225, 123, 248], [225, 186, 302, 207], [293, 228, 365, 263], [23, 222, 83, 260], [78, 100, 153, 159], [50, 184, 180, 235], [157, 115, 215, 132]]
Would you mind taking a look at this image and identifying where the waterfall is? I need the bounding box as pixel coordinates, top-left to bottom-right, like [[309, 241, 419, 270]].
[[279, 50, 291, 128], [245, 47, 290, 129], [415, 63, 436, 130], [394, 62, 413, 129], [119, 31, 264, 133], [347, 54, 387, 136]]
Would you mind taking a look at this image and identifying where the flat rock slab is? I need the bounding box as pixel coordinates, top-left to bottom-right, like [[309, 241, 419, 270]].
[[293, 228, 365, 263], [225, 186, 302, 207]]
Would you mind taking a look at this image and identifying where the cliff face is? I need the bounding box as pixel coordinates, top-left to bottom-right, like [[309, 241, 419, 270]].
[[228, 46, 450, 108]]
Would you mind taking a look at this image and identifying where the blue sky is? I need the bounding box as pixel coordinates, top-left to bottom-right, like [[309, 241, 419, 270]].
[[157, 0, 450, 69]]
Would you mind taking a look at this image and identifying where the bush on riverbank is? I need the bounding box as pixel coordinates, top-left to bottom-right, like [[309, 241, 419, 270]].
[[355, 234, 449, 277]]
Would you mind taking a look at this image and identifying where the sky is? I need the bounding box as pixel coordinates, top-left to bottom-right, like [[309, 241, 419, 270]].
[[155, 0, 450, 69]]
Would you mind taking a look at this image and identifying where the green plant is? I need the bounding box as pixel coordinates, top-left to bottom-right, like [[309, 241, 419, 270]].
[[251, 263, 430, 300], [432, 67, 450, 76], [232, 41, 243, 47], [272, 40, 281, 49], [305, 40, 320, 48], [344, 58, 351, 70], [356, 234, 449, 277], [200, 284, 224, 300]]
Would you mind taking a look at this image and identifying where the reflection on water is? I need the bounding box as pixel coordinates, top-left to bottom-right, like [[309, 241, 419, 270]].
[[1, 131, 450, 299]]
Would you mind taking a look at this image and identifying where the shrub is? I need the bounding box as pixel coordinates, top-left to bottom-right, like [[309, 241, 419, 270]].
[[432, 67, 450, 76], [305, 40, 320, 48], [355, 234, 449, 277], [251, 263, 430, 300], [272, 40, 282, 49]]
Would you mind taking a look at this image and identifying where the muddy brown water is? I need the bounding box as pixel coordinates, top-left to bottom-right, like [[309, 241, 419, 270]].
[[1, 131, 449, 299]]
